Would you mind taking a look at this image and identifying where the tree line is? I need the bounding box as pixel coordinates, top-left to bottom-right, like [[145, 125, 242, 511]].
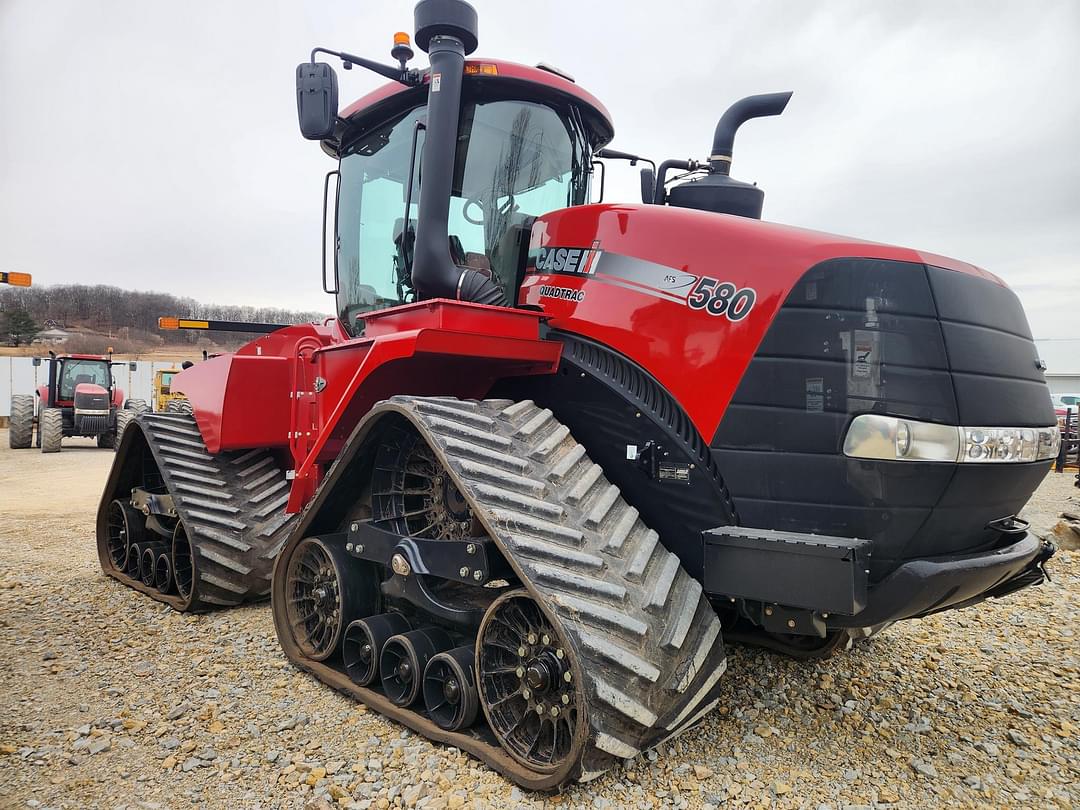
[[1, 284, 329, 346]]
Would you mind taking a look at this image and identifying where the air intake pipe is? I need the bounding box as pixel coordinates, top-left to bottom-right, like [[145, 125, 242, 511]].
[[709, 91, 792, 175], [663, 91, 793, 219], [410, 0, 505, 306]]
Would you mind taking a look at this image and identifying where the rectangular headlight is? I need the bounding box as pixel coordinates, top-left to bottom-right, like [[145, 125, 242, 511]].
[[844, 415, 1060, 464]]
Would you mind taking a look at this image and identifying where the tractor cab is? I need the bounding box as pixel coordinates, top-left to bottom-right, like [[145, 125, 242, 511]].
[[335, 88, 599, 331], [295, 7, 612, 333], [44, 354, 114, 409]]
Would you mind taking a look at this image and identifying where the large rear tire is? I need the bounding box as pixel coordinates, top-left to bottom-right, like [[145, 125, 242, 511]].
[[125, 398, 149, 414], [113, 410, 134, 449], [40, 408, 63, 454], [8, 395, 34, 449]]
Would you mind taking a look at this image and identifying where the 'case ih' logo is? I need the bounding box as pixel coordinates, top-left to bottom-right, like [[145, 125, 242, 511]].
[[534, 243, 602, 275]]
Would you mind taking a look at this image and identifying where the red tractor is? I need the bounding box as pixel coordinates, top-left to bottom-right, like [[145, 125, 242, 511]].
[[9, 352, 146, 452], [98, 0, 1060, 789]]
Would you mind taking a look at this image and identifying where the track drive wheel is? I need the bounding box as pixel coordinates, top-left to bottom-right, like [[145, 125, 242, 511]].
[[105, 499, 143, 571], [8, 395, 34, 449], [39, 407, 63, 453], [478, 591, 584, 774], [281, 536, 377, 662]]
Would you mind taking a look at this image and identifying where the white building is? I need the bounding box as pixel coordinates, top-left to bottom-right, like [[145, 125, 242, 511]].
[[1036, 339, 1080, 396], [33, 327, 70, 345]]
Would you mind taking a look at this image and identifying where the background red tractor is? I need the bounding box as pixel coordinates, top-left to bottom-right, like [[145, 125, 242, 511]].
[[8, 352, 146, 452]]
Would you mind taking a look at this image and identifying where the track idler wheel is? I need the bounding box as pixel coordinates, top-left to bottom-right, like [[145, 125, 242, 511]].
[[154, 552, 173, 593], [478, 591, 584, 773], [105, 499, 144, 571], [343, 613, 411, 686], [380, 627, 454, 707], [283, 536, 374, 662], [424, 645, 479, 731]]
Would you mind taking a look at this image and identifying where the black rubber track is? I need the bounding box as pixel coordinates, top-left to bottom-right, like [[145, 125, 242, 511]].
[[96, 412, 298, 611], [272, 397, 728, 790]]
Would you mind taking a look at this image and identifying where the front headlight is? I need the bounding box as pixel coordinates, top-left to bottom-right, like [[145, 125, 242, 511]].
[[844, 415, 1060, 463]]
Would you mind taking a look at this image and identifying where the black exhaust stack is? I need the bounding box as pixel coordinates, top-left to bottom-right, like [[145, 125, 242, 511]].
[[665, 91, 792, 219], [410, 0, 505, 305]]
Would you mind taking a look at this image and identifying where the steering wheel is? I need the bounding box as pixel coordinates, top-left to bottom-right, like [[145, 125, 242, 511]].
[[462, 198, 486, 225], [463, 195, 517, 226]]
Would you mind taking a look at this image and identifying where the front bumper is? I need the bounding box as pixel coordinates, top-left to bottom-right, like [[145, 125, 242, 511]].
[[826, 531, 1054, 628]]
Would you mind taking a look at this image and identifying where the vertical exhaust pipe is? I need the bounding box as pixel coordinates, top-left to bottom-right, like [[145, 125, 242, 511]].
[[410, 0, 505, 306]]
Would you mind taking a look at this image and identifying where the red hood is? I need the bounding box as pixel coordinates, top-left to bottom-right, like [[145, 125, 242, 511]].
[[74, 382, 109, 396]]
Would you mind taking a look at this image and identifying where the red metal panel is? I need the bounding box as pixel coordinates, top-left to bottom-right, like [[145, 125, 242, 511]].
[[521, 203, 1006, 442], [171, 301, 559, 512], [340, 59, 612, 133]]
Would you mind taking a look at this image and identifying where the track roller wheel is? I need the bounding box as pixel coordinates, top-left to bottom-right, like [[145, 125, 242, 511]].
[[140, 542, 167, 587], [154, 553, 173, 593], [477, 591, 583, 773], [380, 627, 454, 707], [125, 543, 142, 579], [172, 523, 194, 605], [105, 499, 143, 571], [424, 645, 480, 731], [343, 613, 411, 686]]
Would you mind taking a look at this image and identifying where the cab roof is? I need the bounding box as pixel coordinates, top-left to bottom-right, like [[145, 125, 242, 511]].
[[331, 59, 614, 154]]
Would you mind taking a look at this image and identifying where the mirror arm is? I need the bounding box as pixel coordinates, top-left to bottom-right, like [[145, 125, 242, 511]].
[[310, 47, 421, 86]]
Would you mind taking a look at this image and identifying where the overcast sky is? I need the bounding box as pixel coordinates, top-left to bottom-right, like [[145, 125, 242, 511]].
[[1, 1, 1077, 336]]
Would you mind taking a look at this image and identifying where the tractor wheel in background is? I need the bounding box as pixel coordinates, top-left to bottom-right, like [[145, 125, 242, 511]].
[[8, 395, 34, 449], [125, 398, 149, 414], [40, 408, 63, 454], [113, 410, 134, 449], [96, 431, 115, 449], [165, 398, 193, 415]]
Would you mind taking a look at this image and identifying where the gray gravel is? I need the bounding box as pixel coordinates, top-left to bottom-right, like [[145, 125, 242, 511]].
[[0, 434, 1077, 809]]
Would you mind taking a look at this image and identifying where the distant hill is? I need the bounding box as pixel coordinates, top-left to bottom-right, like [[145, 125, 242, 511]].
[[1, 283, 329, 352]]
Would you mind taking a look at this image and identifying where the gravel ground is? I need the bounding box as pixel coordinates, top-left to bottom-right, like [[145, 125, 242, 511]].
[[0, 431, 1077, 809]]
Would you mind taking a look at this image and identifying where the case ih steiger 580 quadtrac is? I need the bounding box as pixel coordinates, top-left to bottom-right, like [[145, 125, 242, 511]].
[[9, 352, 146, 452], [98, 0, 1060, 789]]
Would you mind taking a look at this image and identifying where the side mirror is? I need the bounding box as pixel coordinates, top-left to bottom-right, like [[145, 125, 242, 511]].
[[296, 62, 339, 140], [640, 167, 656, 204]]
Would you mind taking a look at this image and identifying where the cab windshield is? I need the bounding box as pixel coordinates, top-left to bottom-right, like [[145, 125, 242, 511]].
[[59, 360, 109, 399], [336, 95, 591, 330]]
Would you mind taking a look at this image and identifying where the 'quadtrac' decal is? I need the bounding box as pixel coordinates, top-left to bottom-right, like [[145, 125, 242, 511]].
[[528, 245, 756, 322]]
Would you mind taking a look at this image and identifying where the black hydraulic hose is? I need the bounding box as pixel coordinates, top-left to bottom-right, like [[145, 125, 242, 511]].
[[709, 91, 792, 174], [653, 159, 695, 205]]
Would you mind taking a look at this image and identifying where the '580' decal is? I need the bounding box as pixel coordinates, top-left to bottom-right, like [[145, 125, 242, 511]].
[[686, 276, 756, 321]]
